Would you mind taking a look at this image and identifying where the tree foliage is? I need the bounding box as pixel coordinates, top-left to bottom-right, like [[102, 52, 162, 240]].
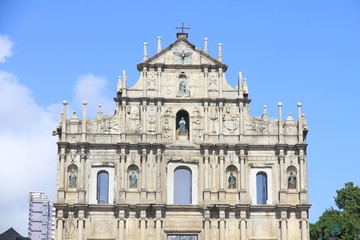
[[310, 182, 360, 240]]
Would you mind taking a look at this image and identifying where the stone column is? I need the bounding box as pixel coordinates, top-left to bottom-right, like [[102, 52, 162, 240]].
[[143, 66, 147, 97], [141, 148, 147, 200], [279, 148, 286, 203], [301, 211, 308, 240], [280, 211, 287, 240], [219, 149, 225, 191], [59, 153, 66, 189], [79, 149, 86, 203], [77, 210, 84, 240], [118, 219, 125, 240], [156, 148, 162, 202], [57, 210, 64, 240], [219, 68, 223, 98], [238, 148, 247, 203], [204, 101, 209, 140], [141, 99, 147, 140], [157, 66, 162, 97], [140, 208, 147, 240], [240, 210, 247, 240], [156, 100, 162, 141], [219, 208, 225, 240], [204, 67, 209, 98], [204, 150, 210, 191], [211, 151, 217, 191], [219, 102, 224, 140], [204, 210, 210, 240], [155, 208, 162, 240], [239, 102, 244, 142]]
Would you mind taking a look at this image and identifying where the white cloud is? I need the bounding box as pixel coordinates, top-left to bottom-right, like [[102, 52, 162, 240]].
[[0, 72, 115, 235], [72, 74, 115, 118], [0, 71, 58, 235], [0, 35, 13, 63]]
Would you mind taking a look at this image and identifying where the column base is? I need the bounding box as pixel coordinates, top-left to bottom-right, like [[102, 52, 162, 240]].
[[279, 190, 287, 204], [57, 189, 65, 202], [78, 189, 86, 203]]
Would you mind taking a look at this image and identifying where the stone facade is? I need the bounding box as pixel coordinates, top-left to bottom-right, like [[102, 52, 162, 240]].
[[54, 32, 310, 240]]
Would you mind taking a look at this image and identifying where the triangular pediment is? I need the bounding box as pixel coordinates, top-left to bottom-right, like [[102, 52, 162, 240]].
[[137, 38, 227, 71]]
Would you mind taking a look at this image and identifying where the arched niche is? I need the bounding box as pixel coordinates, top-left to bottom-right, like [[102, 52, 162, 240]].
[[67, 164, 78, 189], [176, 110, 190, 140], [287, 165, 297, 190], [226, 165, 238, 190], [127, 164, 139, 190], [174, 166, 192, 204]]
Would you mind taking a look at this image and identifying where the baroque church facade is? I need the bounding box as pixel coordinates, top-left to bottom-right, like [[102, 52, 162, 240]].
[[53, 31, 310, 240]]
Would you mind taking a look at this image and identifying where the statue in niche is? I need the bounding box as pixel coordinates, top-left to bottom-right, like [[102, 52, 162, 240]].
[[68, 168, 77, 188], [228, 172, 236, 189], [179, 79, 186, 95], [288, 171, 296, 189], [178, 117, 187, 136], [129, 171, 137, 188]]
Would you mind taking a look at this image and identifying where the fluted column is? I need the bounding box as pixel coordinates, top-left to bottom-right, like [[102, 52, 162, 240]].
[[219, 208, 225, 240], [219, 68, 223, 98], [79, 149, 86, 203], [219, 150, 225, 191], [59, 153, 66, 189], [140, 208, 147, 240], [141, 149, 147, 200], [204, 151, 210, 190], [240, 210, 247, 240]]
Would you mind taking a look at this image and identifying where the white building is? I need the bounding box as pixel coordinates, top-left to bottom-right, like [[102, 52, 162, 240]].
[[54, 31, 310, 240]]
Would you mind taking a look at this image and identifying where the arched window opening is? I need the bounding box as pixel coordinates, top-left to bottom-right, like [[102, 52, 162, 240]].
[[176, 110, 190, 140], [174, 167, 192, 204], [97, 171, 109, 204], [256, 172, 268, 204], [226, 165, 238, 189], [127, 164, 139, 189]]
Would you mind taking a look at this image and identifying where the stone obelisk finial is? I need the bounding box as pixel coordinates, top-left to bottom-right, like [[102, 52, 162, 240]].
[[143, 42, 148, 61], [157, 36, 162, 53], [218, 43, 223, 62], [204, 38, 208, 53]]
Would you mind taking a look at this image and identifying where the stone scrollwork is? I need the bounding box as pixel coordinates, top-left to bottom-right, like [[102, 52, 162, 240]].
[[209, 73, 218, 92], [147, 71, 157, 90]]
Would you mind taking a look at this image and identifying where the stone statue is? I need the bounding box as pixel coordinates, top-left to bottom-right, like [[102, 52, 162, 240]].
[[179, 80, 186, 95], [288, 171, 296, 189], [68, 168, 77, 188], [228, 172, 236, 189], [178, 117, 187, 136], [129, 171, 137, 188]]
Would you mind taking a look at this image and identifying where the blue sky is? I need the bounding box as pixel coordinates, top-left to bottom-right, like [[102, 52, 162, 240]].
[[0, 0, 360, 235]]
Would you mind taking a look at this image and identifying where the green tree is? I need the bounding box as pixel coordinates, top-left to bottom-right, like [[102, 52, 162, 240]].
[[310, 182, 360, 240]]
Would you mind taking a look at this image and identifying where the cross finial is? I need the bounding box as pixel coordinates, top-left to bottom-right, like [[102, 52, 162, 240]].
[[176, 22, 190, 33], [176, 22, 190, 39]]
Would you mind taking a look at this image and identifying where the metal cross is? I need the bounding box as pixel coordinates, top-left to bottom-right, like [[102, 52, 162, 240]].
[[176, 22, 190, 33]]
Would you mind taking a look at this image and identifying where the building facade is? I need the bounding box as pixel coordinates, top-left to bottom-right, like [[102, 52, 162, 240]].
[[28, 192, 55, 240], [54, 32, 310, 240]]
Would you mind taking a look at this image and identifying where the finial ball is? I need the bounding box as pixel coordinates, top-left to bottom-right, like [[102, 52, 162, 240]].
[[297, 102, 302, 107], [63, 100, 68, 105], [82, 101, 87, 105], [278, 102, 283, 106]]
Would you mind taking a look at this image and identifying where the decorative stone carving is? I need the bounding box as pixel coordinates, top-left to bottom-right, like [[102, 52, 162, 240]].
[[223, 105, 239, 134], [209, 105, 218, 134], [148, 107, 156, 133], [86, 113, 121, 134], [172, 43, 193, 64], [209, 73, 218, 92], [191, 107, 203, 144], [147, 71, 157, 90], [127, 106, 141, 133]]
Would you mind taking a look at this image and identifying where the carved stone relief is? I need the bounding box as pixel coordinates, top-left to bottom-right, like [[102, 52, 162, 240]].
[[209, 73, 218, 92], [209, 105, 218, 134], [147, 71, 157, 90], [86, 113, 122, 134], [127, 106, 141, 133], [147, 106, 156, 133], [172, 43, 193, 64], [223, 105, 239, 134], [163, 107, 173, 141], [191, 107, 203, 144]]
